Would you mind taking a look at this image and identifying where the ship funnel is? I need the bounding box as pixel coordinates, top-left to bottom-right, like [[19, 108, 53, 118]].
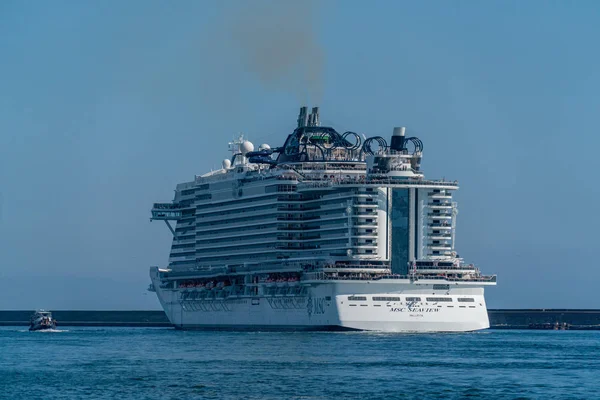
[[297, 106, 308, 128], [299, 106, 321, 127], [390, 127, 406, 151], [311, 107, 320, 126]]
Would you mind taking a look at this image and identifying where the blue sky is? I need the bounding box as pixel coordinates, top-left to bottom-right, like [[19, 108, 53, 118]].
[[1, 1, 599, 310]]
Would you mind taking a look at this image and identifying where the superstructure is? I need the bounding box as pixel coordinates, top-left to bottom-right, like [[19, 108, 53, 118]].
[[149, 107, 496, 331]]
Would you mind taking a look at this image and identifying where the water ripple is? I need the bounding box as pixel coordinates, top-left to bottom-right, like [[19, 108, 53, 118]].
[[0, 327, 598, 399]]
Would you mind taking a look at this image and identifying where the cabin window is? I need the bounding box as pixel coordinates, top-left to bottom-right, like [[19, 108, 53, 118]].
[[426, 297, 453, 302], [405, 297, 421, 302], [457, 298, 475, 302], [373, 296, 400, 301], [348, 296, 367, 301]]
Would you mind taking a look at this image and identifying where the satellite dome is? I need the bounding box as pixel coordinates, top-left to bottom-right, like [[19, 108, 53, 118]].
[[259, 143, 271, 151], [240, 141, 254, 155], [222, 159, 232, 169]]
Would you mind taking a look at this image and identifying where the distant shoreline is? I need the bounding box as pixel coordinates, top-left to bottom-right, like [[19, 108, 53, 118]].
[[2, 309, 600, 330]]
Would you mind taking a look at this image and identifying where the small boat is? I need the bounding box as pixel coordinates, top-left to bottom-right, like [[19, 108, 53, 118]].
[[29, 310, 57, 331]]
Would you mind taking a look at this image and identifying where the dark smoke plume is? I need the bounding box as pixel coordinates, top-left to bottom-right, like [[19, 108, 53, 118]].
[[228, 0, 324, 103]]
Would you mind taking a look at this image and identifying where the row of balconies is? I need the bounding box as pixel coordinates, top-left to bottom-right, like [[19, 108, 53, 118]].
[[196, 227, 279, 242], [195, 246, 279, 259], [276, 242, 349, 251], [169, 253, 196, 262], [195, 196, 278, 216], [175, 221, 196, 232], [277, 215, 321, 221], [278, 191, 355, 203], [303, 214, 348, 224], [281, 230, 349, 240], [173, 237, 196, 245], [169, 246, 196, 255], [197, 208, 276, 224], [276, 225, 319, 231], [277, 234, 321, 241], [195, 235, 279, 251], [196, 220, 278, 234]]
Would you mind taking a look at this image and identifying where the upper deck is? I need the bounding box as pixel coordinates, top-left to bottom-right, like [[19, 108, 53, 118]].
[[151, 106, 494, 283]]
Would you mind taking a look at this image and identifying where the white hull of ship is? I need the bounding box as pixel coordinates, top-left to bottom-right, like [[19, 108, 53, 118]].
[[151, 273, 490, 332]]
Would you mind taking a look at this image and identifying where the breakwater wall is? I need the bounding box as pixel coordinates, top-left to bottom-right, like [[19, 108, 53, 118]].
[[488, 309, 600, 330], [2, 309, 600, 329]]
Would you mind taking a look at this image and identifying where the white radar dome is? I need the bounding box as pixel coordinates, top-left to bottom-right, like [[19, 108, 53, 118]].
[[240, 140, 254, 155], [259, 143, 271, 151], [222, 159, 232, 169]]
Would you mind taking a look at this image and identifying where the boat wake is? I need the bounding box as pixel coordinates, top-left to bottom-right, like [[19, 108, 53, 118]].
[[29, 329, 69, 333]]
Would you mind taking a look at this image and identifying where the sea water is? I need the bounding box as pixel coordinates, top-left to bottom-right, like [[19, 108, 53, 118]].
[[0, 327, 598, 399]]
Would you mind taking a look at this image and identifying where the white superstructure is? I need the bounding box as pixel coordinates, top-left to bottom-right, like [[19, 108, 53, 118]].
[[149, 107, 496, 331]]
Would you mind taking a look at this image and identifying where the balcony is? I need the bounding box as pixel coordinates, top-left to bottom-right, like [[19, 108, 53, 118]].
[[428, 224, 452, 230], [428, 193, 452, 199], [355, 198, 377, 205], [428, 245, 452, 250], [428, 234, 451, 240], [354, 207, 377, 215], [428, 212, 452, 218], [428, 203, 452, 209], [351, 242, 377, 248]]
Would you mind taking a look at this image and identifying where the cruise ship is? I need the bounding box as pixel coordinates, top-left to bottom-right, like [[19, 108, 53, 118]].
[[148, 107, 496, 332]]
